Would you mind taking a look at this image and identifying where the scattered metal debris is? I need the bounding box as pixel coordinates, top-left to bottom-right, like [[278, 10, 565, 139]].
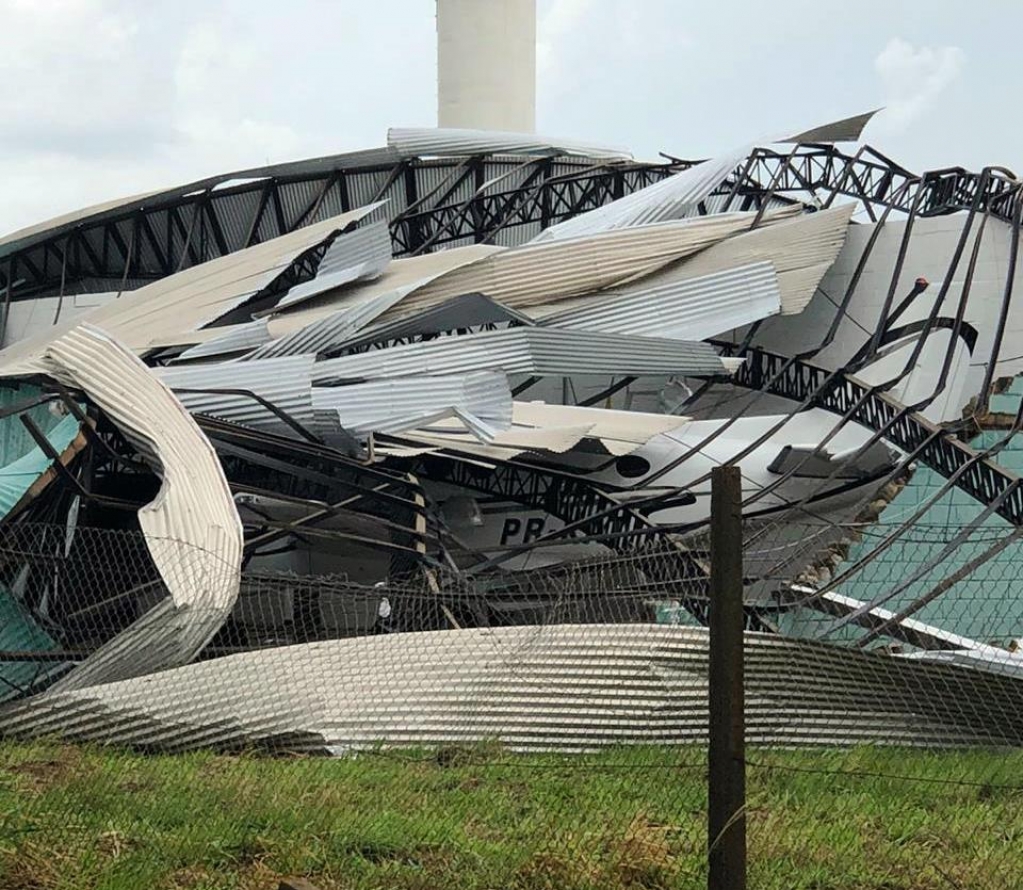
[[2, 114, 1023, 749]]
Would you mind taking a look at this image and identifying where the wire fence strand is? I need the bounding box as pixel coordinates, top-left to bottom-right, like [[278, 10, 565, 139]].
[[1, 521, 1023, 888]]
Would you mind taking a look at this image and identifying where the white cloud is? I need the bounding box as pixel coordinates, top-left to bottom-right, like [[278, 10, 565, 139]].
[[0, 1, 320, 234], [0, 0, 175, 157], [874, 37, 965, 130], [0, 1, 440, 236], [537, 0, 595, 87]]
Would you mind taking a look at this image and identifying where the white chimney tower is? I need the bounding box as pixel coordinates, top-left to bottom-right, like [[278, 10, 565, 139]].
[[436, 0, 536, 132]]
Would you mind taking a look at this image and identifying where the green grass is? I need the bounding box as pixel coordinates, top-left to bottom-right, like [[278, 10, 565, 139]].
[[1, 741, 1022, 889]]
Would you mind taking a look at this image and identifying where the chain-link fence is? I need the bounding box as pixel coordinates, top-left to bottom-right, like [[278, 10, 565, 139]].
[[2, 513, 1023, 889], [742, 513, 1023, 890], [0, 524, 715, 890]]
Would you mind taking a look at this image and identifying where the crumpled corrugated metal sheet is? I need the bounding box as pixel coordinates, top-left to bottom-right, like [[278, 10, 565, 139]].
[[531, 148, 752, 243], [311, 328, 727, 384], [312, 371, 512, 439], [271, 219, 392, 312], [262, 246, 504, 339], [529, 111, 877, 246], [537, 262, 782, 341], [0, 207, 379, 363], [244, 291, 409, 361], [384, 401, 688, 461], [0, 324, 243, 690], [510, 403, 689, 455], [665, 204, 855, 315], [332, 293, 536, 356], [386, 208, 800, 319], [156, 356, 317, 434], [4, 624, 1021, 753], [387, 127, 633, 161], [174, 319, 272, 363]]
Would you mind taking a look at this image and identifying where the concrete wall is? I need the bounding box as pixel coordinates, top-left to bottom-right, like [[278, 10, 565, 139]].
[[437, 0, 536, 132]]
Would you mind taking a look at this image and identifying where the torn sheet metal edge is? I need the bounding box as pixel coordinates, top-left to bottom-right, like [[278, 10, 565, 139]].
[[271, 221, 394, 313], [245, 290, 409, 361], [331, 292, 537, 356], [174, 319, 272, 363], [782, 109, 880, 144], [393, 398, 690, 460], [387, 423, 597, 460], [261, 245, 507, 342], [511, 402, 689, 448], [311, 372, 512, 438]]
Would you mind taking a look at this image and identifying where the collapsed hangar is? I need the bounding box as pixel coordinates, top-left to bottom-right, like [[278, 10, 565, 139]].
[[1, 111, 1023, 750]]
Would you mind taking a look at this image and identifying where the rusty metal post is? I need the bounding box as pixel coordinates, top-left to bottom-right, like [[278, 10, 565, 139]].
[[708, 465, 746, 890]]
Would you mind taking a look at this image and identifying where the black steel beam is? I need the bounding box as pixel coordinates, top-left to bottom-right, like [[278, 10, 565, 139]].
[[6, 146, 1019, 301]]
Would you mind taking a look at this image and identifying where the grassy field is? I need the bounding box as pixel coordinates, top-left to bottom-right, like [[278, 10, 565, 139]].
[[1, 741, 1022, 890]]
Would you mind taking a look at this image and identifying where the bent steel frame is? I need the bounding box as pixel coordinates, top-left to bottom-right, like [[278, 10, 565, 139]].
[[3, 144, 1020, 304]]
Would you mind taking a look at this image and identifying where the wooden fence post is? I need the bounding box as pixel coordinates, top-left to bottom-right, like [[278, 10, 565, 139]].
[[708, 465, 746, 890]]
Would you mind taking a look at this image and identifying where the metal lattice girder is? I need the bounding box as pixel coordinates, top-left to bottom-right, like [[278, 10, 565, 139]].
[[4, 143, 1019, 304], [721, 343, 1023, 526], [0, 156, 682, 300], [724, 146, 1021, 223]]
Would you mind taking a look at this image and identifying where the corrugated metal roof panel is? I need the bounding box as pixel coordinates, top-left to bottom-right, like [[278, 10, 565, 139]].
[[387, 127, 633, 161], [385, 210, 800, 320], [155, 355, 315, 433], [394, 422, 596, 459], [538, 262, 782, 341], [246, 291, 407, 360], [531, 148, 751, 242], [1, 324, 243, 690], [668, 205, 855, 314], [263, 246, 503, 339], [12, 206, 381, 356], [312, 328, 726, 383], [3, 624, 1020, 753], [312, 371, 512, 437], [272, 220, 392, 312], [174, 319, 271, 362], [333, 293, 535, 355], [346, 169, 394, 211], [512, 402, 689, 454], [784, 109, 879, 144], [394, 401, 687, 460]]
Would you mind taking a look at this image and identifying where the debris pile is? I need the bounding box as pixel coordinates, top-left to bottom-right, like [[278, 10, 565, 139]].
[[2, 116, 1023, 748]]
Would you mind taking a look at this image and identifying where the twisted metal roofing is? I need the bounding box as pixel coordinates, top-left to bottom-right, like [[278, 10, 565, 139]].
[[0, 324, 243, 690]]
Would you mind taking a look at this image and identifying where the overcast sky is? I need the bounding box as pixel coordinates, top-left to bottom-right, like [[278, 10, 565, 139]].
[[2, 0, 1020, 235]]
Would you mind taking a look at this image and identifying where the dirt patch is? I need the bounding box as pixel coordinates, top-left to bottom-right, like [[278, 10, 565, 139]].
[[6, 747, 84, 792], [166, 862, 284, 890], [609, 815, 684, 889], [0, 843, 65, 890]]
